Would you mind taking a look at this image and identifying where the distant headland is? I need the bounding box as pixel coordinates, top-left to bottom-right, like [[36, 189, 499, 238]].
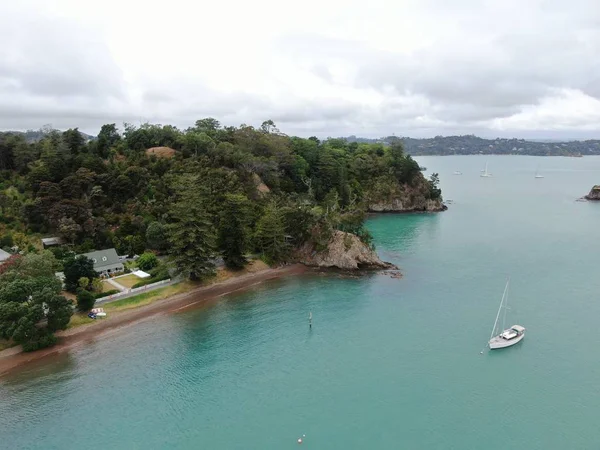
[[339, 135, 598, 157]]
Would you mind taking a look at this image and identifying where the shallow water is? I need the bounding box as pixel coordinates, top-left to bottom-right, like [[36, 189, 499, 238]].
[[2, 155, 600, 449]]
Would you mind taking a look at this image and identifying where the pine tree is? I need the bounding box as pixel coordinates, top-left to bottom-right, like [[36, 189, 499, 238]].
[[167, 192, 216, 280], [218, 194, 250, 269], [255, 202, 287, 264]]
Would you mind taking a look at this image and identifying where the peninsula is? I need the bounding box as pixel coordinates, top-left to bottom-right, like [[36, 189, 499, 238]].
[[0, 120, 444, 353]]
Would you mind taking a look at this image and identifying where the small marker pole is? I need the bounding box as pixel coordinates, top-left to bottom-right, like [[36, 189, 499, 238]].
[[309, 311, 312, 329]]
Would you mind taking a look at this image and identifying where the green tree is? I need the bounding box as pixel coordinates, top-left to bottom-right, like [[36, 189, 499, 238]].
[[0, 276, 72, 351], [428, 173, 442, 200], [91, 278, 103, 293], [167, 185, 216, 280], [78, 277, 90, 291], [58, 216, 82, 244], [254, 202, 288, 263], [96, 124, 120, 158], [63, 256, 97, 293], [137, 252, 158, 271], [218, 194, 251, 269], [76, 289, 95, 311], [146, 221, 167, 251], [62, 128, 85, 156]]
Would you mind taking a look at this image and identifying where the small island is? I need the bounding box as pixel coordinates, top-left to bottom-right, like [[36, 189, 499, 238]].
[[585, 185, 600, 201]]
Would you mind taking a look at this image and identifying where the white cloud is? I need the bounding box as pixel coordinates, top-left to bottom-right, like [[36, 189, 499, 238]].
[[1, 0, 600, 138]]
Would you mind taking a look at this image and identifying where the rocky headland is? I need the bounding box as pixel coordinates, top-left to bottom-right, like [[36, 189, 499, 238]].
[[296, 230, 396, 270]]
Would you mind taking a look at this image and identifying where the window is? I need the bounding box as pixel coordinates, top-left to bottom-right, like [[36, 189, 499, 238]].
[[102, 256, 107, 262]]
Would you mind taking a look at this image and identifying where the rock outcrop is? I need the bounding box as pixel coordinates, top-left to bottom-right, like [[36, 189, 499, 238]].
[[296, 231, 396, 270], [252, 173, 271, 197], [366, 176, 447, 213], [585, 185, 600, 201], [369, 197, 446, 212]]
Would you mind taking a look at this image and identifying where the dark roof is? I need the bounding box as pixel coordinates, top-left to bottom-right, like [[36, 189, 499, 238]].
[[41, 237, 63, 246]]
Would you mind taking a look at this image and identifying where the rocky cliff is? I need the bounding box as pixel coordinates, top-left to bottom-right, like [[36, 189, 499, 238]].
[[296, 231, 396, 270], [585, 185, 600, 201], [366, 175, 447, 213]]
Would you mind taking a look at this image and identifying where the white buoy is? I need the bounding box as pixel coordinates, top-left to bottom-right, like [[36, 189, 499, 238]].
[[298, 438, 303, 444]]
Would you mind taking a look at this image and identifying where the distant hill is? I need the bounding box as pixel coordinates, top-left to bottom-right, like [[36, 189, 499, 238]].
[[340, 135, 600, 156], [2, 129, 95, 143]]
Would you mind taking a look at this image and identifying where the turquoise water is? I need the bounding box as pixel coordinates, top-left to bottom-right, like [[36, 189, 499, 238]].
[[2, 156, 600, 449]]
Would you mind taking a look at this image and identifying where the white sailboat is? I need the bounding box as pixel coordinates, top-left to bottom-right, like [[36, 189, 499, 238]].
[[534, 166, 544, 178], [480, 162, 492, 177], [488, 279, 525, 350]]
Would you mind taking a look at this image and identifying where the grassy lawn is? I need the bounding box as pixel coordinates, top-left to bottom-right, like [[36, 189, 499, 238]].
[[103, 282, 194, 312], [67, 313, 95, 329], [101, 279, 120, 292], [113, 274, 142, 288], [65, 260, 271, 329]]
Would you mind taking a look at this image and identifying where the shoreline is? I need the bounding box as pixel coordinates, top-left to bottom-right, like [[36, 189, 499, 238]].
[[0, 264, 308, 378]]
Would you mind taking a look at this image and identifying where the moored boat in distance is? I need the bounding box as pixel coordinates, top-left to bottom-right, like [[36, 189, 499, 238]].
[[453, 170, 462, 175], [534, 165, 544, 178], [480, 162, 492, 177], [487, 279, 526, 350]]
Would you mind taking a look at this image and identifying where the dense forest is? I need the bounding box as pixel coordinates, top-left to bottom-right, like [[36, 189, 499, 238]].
[[344, 135, 600, 156], [0, 119, 441, 350]]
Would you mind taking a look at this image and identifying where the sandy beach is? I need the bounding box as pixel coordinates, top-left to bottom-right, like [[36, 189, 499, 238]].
[[0, 264, 307, 377]]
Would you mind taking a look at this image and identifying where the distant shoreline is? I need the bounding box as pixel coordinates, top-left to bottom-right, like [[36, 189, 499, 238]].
[[409, 153, 586, 157], [0, 264, 308, 378]]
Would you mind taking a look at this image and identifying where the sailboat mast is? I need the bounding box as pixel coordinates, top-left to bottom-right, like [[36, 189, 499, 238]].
[[490, 279, 510, 340], [502, 280, 509, 330]]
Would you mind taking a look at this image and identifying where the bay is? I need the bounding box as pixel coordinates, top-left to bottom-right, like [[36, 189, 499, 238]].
[[2, 155, 600, 449]]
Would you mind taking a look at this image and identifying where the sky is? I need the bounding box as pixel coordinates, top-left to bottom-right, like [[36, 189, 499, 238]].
[[1, 0, 600, 139]]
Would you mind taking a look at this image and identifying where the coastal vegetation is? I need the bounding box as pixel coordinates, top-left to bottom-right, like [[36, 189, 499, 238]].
[[0, 251, 72, 351], [0, 119, 443, 351]]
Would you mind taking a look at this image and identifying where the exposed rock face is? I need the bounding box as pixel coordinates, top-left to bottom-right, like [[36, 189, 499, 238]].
[[369, 198, 446, 212], [296, 231, 396, 270], [252, 173, 271, 197], [366, 176, 447, 213], [146, 146, 176, 158], [585, 185, 600, 201]]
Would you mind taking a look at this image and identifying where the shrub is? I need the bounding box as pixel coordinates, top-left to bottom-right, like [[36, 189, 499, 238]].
[[94, 289, 120, 299], [131, 274, 170, 289], [137, 252, 158, 271], [76, 289, 96, 311]]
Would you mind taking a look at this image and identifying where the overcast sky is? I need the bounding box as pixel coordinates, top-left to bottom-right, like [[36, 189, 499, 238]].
[[2, 0, 600, 139]]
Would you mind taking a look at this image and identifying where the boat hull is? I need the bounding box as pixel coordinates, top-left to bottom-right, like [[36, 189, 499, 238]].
[[489, 332, 525, 349]]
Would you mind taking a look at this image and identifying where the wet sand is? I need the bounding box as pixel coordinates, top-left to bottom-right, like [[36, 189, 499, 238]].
[[0, 264, 307, 377]]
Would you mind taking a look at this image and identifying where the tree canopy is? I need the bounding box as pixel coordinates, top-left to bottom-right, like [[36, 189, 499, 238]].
[[0, 120, 442, 282], [0, 251, 72, 351]]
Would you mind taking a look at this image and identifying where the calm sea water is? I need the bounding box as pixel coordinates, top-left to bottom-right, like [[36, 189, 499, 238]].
[[2, 156, 600, 449]]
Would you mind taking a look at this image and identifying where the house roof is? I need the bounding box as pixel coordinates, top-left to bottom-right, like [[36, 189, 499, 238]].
[[0, 249, 11, 262], [41, 237, 63, 246], [81, 248, 123, 271]]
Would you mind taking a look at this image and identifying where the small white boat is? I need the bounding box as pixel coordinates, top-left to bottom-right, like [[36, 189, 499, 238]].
[[453, 170, 462, 175], [534, 166, 544, 178], [488, 279, 525, 350], [95, 312, 107, 318], [480, 162, 492, 177]]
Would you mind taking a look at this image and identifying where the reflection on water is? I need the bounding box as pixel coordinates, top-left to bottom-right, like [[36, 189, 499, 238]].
[[1, 351, 76, 388]]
